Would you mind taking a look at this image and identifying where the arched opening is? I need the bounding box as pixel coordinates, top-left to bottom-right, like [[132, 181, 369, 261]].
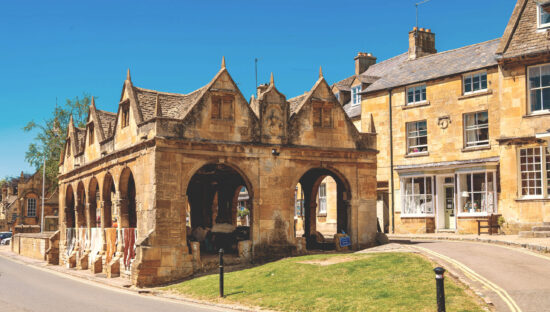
[[294, 168, 351, 250], [119, 168, 137, 229], [102, 173, 115, 228], [76, 182, 86, 228], [186, 164, 252, 256], [65, 185, 75, 228], [88, 178, 100, 228]]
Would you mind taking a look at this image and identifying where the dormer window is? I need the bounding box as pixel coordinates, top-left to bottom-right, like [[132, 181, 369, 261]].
[[539, 2, 550, 28], [88, 124, 94, 145], [351, 86, 361, 106], [121, 106, 130, 128]]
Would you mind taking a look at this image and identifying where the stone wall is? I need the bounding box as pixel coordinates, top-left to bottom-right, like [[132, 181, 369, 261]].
[[12, 233, 55, 261]]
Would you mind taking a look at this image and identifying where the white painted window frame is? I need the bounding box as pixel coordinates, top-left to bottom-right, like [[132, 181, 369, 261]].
[[318, 183, 327, 215], [406, 83, 427, 106], [462, 71, 488, 95], [538, 2, 550, 29], [406, 120, 428, 154], [517, 146, 550, 199], [464, 111, 489, 148], [527, 63, 550, 115], [456, 170, 497, 217], [351, 86, 361, 106], [400, 175, 435, 217], [27, 197, 36, 217]]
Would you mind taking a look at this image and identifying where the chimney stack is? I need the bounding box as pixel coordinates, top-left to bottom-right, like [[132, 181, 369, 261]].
[[257, 83, 269, 98], [408, 27, 436, 60], [354, 52, 377, 76]]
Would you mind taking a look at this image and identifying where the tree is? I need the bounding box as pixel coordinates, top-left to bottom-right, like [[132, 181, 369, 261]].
[[23, 94, 91, 190]]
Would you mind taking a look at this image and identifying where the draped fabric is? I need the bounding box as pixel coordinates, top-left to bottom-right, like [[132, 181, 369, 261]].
[[105, 228, 118, 264], [89, 228, 103, 262], [78, 228, 89, 252], [66, 228, 76, 256], [122, 228, 137, 270]]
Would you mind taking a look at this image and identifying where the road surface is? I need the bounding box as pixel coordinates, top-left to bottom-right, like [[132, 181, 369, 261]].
[[0, 255, 230, 312]]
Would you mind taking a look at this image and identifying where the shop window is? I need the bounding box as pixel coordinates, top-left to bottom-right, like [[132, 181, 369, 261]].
[[406, 84, 426, 105], [528, 64, 550, 114], [402, 176, 433, 215], [211, 95, 234, 120], [458, 171, 496, 214], [464, 111, 489, 147], [463, 72, 487, 94], [318, 183, 327, 216], [406, 120, 428, 154], [519, 147, 550, 198], [27, 197, 36, 217]]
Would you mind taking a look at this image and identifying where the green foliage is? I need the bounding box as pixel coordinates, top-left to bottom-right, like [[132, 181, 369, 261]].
[[498, 216, 506, 226], [237, 208, 250, 218], [165, 253, 486, 312], [23, 94, 92, 189]]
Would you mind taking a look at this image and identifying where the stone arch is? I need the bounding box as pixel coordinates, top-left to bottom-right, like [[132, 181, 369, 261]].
[[119, 167, 137, 228], [102, 172, 115, 228], [65, 184, 76, 228], [76, 181, 87, 228], [185, 162, 254, 254], [88, 177, 100, 228], [294, 167, 352, 250]]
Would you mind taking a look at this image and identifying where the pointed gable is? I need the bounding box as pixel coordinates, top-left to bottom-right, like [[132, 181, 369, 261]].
[[497, 0, 547, 59], [257, 73, 289, 145]]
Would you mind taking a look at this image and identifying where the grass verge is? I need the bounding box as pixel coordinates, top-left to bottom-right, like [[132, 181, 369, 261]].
[[164, 252, 486, 312]]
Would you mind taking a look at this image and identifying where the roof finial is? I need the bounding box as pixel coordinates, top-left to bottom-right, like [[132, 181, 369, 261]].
[[221, 56, 226, 69], [319, 66, 323, 79], [91, 96, 96, 108], [155, 93, 162, 117], [270, 72, 274, 86], [126, 68, 131, 81]]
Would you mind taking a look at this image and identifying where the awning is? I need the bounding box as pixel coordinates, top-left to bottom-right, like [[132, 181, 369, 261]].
[[395, 156, 499, 172]]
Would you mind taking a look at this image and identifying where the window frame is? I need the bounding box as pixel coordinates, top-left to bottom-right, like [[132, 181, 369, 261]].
[[406, 120, 428, 154], [27, 197, 37, 217], [318, 183, 327, 216], [463, 111, 489, 148], [88, 123, 94, 145], [312, 101, 333, 129], [351, 85, 361, 106], [121, 105, 130, 128], [538, 2, 550, 29], [400, 175, 435, 217], [462, 71, 488, 95], [518, 146, 550, 199], [456, 170, 497, 217], [406, 84, 427, 106], [527, 63, 550, 115], [211, 94, 234, 121]]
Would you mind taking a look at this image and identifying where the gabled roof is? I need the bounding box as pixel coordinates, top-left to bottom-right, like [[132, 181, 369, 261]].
[[133, 86, 207, 121], [288, 93, 309, 116], [74, 127, 86, 154], [95, 109, 117, 139], [496, 0, 547, 59], [364, 39, 500, 93], [332, 76, 356, 92]]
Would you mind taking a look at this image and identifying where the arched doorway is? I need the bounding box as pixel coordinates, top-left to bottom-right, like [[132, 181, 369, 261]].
[[102, 173, 115, 228], [65, 185, 75, 228], [88, 178, 100, 228], [186, 164, 252, 255], [294, 168, 351, 250], [119, 168, 137, 229]]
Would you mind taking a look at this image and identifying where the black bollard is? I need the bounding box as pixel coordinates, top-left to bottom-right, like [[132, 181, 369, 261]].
[[434, 267, 446, 312], [219, 248, 224, 298]]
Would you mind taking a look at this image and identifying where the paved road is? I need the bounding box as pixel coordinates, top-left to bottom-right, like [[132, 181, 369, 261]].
[[0, 256, 228, 312], [407, 240, 550, 312]]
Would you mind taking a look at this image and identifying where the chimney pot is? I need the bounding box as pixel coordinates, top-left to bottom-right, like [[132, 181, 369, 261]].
[[413, 26, 418, 31], [420, 27, 425, 31], [409, 27, 436, 60], [354, 52, 377, 76], [426, 29, 431, 33]]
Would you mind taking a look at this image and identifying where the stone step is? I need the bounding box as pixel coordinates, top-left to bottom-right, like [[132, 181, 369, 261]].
[[519, 231, 535, 238], [532, 226, 550, 231], [533, 231, 550, 238], [543, 222, 550, 226]]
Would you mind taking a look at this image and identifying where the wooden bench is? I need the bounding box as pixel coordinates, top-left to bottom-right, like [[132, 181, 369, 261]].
[[477, 214, 500, 235]]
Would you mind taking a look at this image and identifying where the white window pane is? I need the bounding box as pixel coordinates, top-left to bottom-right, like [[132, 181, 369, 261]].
[[529, 67, 541, 89]]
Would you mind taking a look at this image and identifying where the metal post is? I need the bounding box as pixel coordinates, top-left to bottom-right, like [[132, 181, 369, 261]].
[[434, 267, 446, 312], [41, 155, 46, 233], [219, 248, 224, 298]]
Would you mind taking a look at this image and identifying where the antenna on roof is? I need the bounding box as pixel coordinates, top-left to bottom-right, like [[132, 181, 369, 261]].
[[415, 0, 431, 37], [255, 58, 259, 88]]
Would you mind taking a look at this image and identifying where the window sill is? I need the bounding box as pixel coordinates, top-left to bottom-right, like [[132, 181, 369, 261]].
[[400, 214, 435, 218], [461, 145, 491, 153], [515, 197, 550, 202], [457, 213, 490, 218], [317, 213, 327, 218], [523, 111, 550, 118], [458, 89, 493, 100], [402, 101, 430, 110], [405, 152, 429, 158]]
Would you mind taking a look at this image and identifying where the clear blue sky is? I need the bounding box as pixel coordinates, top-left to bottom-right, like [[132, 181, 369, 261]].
[[0, 0, 516, 177]]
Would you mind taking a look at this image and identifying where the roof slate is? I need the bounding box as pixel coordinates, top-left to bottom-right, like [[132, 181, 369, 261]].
[[288, 93, 308, 115], [133, 86, 207, 121], [96, 109, 116, 139]]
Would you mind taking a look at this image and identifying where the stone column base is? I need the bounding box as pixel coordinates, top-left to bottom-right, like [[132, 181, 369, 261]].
[[66, 252, 77, 268], [90, 256, 103, 274], [78, 252, 89, 270], [106, 256, 121, 278]]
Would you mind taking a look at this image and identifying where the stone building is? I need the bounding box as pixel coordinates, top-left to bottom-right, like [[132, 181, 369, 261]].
[[331, 0, 549, 234], [0, 180, 19, 232], [57, 60, 378, 287], [1, 172, 58, 233]]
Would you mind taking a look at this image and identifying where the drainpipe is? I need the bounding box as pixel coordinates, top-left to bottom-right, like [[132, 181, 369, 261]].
[[388, 88, 395, 234]]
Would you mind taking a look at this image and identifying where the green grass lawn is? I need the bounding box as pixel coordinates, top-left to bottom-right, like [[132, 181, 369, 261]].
[[164, 252, 486, 312]]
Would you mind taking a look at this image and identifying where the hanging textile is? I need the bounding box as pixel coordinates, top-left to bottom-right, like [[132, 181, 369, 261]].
[[89, 228, 103, 262], [105, 228, 118, 264], [123, 228, 137, 270], [66, 228, 76, 256]]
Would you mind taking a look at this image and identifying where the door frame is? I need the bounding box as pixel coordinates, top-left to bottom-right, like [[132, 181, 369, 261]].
[[436, 175, 457, 230]]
